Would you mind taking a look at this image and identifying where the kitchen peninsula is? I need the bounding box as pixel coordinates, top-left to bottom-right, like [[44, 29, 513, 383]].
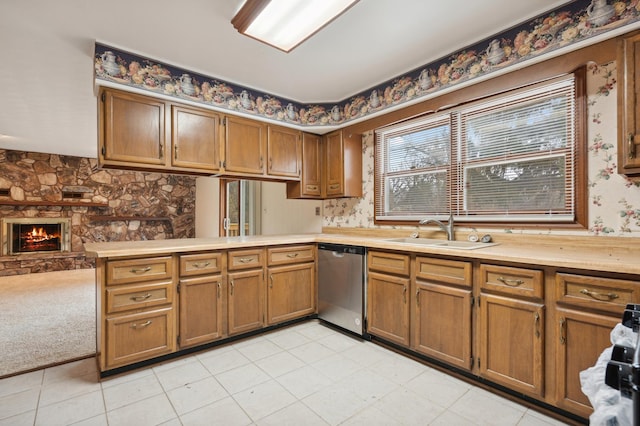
[[85, 233, 640, 421]]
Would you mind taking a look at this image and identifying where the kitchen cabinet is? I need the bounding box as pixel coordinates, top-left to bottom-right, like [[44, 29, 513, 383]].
[[227, 248, 265, 335], [178, 252, 225, 348], [100, 255, 176, 371], [223, 115, 266, 176], [99, 87, 222, 174], [286, 132, 322, 198], [366, 250, 411, 346], [100, 88, 166, 169], [412, 257, 472, 370], [324, 130, 362, 198], [171, 105, 222, 173], [477, 264, 545, 398], [617, 30, 640, 175], [554, 273, 640, 417], [266, 245, 316, 324], [267, 125, 301, 179]]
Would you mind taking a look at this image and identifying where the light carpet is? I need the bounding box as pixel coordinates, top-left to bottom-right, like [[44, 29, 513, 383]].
[[0, 269, 96, 377]]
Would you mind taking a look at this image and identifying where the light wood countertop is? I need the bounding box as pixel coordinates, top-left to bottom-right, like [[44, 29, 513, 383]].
[[84, 233, 640, 276]]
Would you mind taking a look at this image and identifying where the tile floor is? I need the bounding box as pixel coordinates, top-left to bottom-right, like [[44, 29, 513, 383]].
[[0, 321, 571, 426]]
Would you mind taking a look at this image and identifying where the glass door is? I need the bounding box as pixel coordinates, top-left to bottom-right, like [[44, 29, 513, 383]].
[[220, 179, 261, 237]]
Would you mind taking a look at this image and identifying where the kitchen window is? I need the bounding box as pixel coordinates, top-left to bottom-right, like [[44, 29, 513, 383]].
[[375, 71, 586, 225]]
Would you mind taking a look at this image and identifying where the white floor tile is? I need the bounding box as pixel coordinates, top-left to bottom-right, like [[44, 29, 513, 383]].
[[198, 347, 251, 376], [70, 413, 109, 426], [339, 405, 398, 426], [370, 353, 428, 384], [35, 390, 105, 426], [265, 329, 312, 350], [153, 359, 211, 392], [102, 373, 165, 411], [311, 353, 364, 382], [166, 376, 229, 415], [106, 393, 177, 426], [233, 380, 296, 421], [296, 323, 335, 340], [99, 366, 154, 389], [375, 387, 445, 425], [404, 368, 472, 408], [0, 370, 43, 397], [276, 365, 333, 399], [317, 332, 361, 352], [255, 401, 328, 426], [254, 350, 306, 378], [302, 383, 370, 426], [0, 388, 40, 420], [448, 387, 527, 426], [42, 358, 97, 385], [235, 339, 283, 362], [337, 368, 398, 403], [0, 409, 35, 426], [288, 341, 336, 364], [340, 341, 395, 367], [215, 363, 271, 394], [179, 396, 252, 426], [38, 372, 101, 407]]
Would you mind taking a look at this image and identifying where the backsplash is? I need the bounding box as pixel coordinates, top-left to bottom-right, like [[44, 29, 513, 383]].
[[323, 61, 640, 237], [0, 150, 196, 275]]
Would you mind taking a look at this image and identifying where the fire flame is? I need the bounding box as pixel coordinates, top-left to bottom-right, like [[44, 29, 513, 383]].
[[27, 227, 57, 242]]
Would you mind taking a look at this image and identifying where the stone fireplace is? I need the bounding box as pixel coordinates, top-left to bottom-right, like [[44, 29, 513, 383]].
[[2, 218, 71, 256]]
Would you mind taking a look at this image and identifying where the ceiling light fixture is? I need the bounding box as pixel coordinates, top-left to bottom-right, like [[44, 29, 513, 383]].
[[231, 0, 359, 53]]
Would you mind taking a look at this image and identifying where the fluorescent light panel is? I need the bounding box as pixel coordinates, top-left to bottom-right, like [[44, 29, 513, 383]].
[[232, 0, 358, 52]]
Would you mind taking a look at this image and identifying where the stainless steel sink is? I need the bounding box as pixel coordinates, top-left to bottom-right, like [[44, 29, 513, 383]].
[[385, 238, 498, 250]]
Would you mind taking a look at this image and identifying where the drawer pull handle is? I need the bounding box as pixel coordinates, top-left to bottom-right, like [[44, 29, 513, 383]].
[[416, 290, 420, 306], [286, 253, 299, 258], [579, 288, 619, 301], [306, 185, 318, 191], [238, 257, 254, 264], [497, 276, 524, 286], [130, 293, 152, 301], [534, 312, 540, 338], [329, 183, 340, 190], [130, 320, 152, 329], [193, 261, 211, 268], [629, 133, 636, 159], [270, 274, 274, 288], [403, 285, 407, 304], [559, 317, 566, 344], [230, 280, 235, 295], [130, 266, 152, 274]]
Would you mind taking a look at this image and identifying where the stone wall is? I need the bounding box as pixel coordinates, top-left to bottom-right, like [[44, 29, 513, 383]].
[[0, 149, 196, 275]]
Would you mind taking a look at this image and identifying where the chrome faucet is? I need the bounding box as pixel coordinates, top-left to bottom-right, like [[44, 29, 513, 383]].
[[419, 213, 455, 241]]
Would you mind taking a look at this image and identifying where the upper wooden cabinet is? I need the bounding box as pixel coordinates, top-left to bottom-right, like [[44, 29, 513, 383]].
[[223, 115, 266, 176], [99, 87, 221, 174], [287, 130, 363, 199], [617, 31, 640, 175], [325, 130, 362, 198], [171, 105, 222, 173], [100, 88, 167, 168], [267, 125, 301, 179]]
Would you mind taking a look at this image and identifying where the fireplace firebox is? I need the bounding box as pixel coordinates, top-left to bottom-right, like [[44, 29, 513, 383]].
[[1, 218, 71, 256]]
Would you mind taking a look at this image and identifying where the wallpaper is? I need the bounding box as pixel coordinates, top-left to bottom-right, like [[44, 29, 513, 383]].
[[95, 0, 640, 129], [323, 61, 640, 237]]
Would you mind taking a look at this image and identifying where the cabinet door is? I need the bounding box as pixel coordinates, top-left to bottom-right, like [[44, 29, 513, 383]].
[[618, 31, 640, 174], [224, 115, 266, 175], [172, 105, 221, 172], [413, 281, 472, 370], [228, 269, 264, 335], [267, 125, 300, 178], [100, 88, 166, 167], [105, 307, 175, 369], [478, 293, 544, 398], [324, 130, 344, 196], [367, 271, 410, 346], [301, 133, 322, 196], [267, 263, 315, 324], [179, 275, 224, 348], [555, 308, 619, 417]]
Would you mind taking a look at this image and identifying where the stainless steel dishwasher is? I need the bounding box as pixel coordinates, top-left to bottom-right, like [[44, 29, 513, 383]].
[[317, 243, 367, 337]]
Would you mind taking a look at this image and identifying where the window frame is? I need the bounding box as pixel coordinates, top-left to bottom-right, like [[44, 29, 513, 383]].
[[374, 67, 587, 228]]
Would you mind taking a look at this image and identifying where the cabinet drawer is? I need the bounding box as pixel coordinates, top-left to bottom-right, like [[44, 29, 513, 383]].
[[106, 281, 174, 314], [179, 252, 223, 276], [228, 249, 264, 270], [268, 245, 315, 266], [415, 257, 472, 287], [105, 307, 176, 369], [368, 251, 410, 276], [480, 264, 543, 299], [106, 256, 173, 285], [556, 273, 640, 315]]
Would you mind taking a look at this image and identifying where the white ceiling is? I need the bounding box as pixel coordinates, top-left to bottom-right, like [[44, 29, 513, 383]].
[[0, 0, 571, 158]]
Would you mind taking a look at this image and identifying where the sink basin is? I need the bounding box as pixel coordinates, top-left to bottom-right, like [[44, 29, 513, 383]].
[[385, 238, 498, 250]]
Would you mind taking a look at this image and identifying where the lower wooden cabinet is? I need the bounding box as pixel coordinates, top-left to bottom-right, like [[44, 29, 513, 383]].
[[478, 293, 545, 397], [367, 270, 410, 346], [178, 275, 224, 348], [105, 307, 176, 369], [228, 269, 265, 335]]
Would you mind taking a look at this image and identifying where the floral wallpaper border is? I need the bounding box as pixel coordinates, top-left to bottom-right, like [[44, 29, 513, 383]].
[[95, 0, 640, 128]]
